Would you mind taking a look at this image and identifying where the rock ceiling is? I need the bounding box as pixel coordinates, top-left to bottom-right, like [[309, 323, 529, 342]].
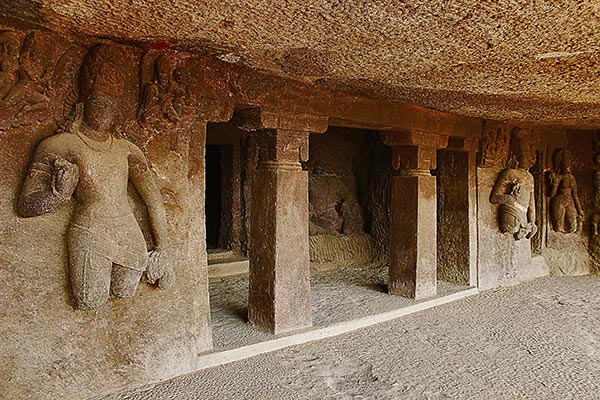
[[2, 0, 599, 127]]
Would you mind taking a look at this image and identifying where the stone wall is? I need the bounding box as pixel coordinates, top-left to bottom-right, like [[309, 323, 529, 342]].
[[477, 166, 548, 289], [477, 124, 548, 289], [476, 125, 598, 289], [437, 149, 471, 285], [354, 133, 393, 265], [306, 127, 381, 267], [307, 128, 363, 234]]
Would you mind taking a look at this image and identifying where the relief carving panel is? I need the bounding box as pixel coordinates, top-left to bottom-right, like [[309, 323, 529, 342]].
[[489, 127, 537, 240], [17, 44, 174, 309], [478, 121, 510, 168], [547, 149, 583, 234]]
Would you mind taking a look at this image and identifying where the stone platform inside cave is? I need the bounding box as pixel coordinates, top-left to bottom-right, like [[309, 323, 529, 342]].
[[210, 264, 469, 350]]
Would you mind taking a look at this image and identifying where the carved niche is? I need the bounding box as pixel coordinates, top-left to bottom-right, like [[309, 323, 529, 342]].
[[138, 52, 196, 128], [478, 121, 510, 168], [255, 129, 309, 168], [489, 127, 537, 240], [547, 149, 583, 234], [0, 30, 50, 128], [18, 44, 174, 310]]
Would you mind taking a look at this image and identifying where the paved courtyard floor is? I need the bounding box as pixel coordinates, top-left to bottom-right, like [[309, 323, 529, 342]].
[[102, 275, 600, 400]]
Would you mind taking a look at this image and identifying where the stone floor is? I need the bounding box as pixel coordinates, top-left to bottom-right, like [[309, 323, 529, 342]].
[[210, 265, 468, 349], [101, 275, 600, 400]]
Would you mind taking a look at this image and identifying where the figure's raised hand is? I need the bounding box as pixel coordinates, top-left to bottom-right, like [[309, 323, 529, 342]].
[[52, 158, 79, 200], [509, 180, 521, 197], [526, 222, 538, 239]]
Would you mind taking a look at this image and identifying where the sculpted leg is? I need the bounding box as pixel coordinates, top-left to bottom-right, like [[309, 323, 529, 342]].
[[498, 212, 519, 235], [68, 247, 112, 310], [68, 225, 113, 309], [564, 206, 578, 233], [111, 265, 143, 298], [551, 201, 566, 232]]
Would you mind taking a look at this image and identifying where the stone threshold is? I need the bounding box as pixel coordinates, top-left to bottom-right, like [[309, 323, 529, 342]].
[[207, 249, 249, 278], [198, 287, 480, 371]]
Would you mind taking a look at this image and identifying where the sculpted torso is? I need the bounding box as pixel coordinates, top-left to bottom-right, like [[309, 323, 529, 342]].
[[490, 167, 537, 240], [32, 132, 135, 220], [489, 129, 538, 241], [18, 124, 173, 309], [548, 156, 583, 234]]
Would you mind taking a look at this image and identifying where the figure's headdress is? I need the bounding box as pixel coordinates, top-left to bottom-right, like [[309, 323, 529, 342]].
[[78, 44, 128, 103], [508, 127, 534, 169], [552, 149, 573, 171]]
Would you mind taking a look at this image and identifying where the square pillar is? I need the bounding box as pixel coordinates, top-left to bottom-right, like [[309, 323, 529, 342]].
[[466, 139, 479, 286], [436, 138, 479, 287], [236, 109, 328, 334], [381, 131, 448, 300], [186, 119, 215, 350]]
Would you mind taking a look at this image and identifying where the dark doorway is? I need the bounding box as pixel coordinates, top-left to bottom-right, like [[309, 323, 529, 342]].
[[206, 145, 222, 249]]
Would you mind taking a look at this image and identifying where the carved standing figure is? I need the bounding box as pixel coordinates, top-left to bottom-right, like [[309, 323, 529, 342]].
[[18, 44, 174, 310], [547, 149, 583, 234], [0, 31, 20, 100], [139, 53, 188, 125], [489, 127, 537, 240], [0, 31, 49, 120]]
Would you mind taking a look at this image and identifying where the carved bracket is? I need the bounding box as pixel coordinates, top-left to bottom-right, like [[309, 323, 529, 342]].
[[380, 130, 448, 174], [447, 137, 480, 153], [236, 108, 327, 170], [254, 129, 309, 168], [138, 50, 233, 130]]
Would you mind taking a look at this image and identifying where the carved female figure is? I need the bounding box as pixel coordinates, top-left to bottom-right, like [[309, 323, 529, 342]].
[[489, 127, 537, 240], [18, 44, 174, 309], [547, 149, 583, 234]]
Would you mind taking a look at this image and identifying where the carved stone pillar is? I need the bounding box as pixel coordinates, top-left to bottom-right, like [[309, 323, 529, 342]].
[[437, 137, 479, 287], [185, 119, 213, 351], [464, 138, 479, 287], [380, 131, 448, 299], [236, 109, 328, 334], [186, 108, 233, 350]]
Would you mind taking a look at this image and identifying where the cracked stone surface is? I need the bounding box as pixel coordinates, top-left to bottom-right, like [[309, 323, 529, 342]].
[[101, 275, 600, 400], [3, 1, 600, 126]]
